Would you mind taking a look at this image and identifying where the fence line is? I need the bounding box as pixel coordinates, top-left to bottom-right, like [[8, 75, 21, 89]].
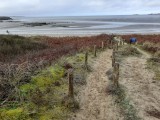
[[112, 39, 124, 87]]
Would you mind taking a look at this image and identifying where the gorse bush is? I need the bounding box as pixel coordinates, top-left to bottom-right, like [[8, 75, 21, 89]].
[[119, 45, 141, 56], [143, 42, 160, 53]]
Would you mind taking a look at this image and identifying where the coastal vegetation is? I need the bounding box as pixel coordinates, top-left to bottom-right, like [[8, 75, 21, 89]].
[[0, 34, 110, 119], [0, 34, 160, 119]]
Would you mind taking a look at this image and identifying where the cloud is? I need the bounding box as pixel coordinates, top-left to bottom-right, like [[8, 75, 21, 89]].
[[0, 0, 160, 16]]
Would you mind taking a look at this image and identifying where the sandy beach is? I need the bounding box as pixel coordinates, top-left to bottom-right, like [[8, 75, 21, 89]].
[[1, 15, 160, 36]]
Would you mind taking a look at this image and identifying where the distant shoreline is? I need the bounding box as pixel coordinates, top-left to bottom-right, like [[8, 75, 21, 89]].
[[0, 16, 12, 20], [1, 32, 160, 37], [1, 15, 160, 36]]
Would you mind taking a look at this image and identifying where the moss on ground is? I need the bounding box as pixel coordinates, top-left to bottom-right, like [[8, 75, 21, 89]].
[[0, 63, 68, 120], [0, 108, 29, 120], [0, 51, 96, 120]]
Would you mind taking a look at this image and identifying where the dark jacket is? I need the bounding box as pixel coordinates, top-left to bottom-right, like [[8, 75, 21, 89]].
[[130, 38, 137, 43]]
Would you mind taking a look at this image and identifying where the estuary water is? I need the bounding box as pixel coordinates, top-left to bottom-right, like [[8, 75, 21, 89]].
[[1, 15, 160, 36]]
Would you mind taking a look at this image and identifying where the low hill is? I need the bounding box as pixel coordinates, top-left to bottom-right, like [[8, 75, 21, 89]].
[[0, 16, 12, 20]]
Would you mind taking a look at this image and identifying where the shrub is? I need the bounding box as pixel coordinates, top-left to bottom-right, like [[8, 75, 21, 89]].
[[119, 46, 141, 56], [143, 42, 159, 53], [0, 35, 47, 62]]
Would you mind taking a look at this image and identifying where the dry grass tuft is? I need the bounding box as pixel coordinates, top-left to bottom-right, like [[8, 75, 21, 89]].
[[154, 51, 160, 58], [107, 83, 141, 120], [143, 42, 160, 53], [118, 45, 141, 57]]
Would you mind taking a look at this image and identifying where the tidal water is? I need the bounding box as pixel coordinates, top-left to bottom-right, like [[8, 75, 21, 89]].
[[1, 15, 160, 36]]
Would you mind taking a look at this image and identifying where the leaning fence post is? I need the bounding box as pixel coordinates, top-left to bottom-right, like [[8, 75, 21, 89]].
[[94, 45, 97, 57], [68, 69, 74, 98]]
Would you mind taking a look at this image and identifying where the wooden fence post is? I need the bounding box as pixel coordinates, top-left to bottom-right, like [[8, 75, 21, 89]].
[[112, 73, 117, 87], [119, 41, 122, 46], [112, 51, 116, 58], [121, 40, 123, 46], [113, 63, 119, 87], [102, 41, 104, 49], [113, 44, 116, 51], [111, 40, 113, 49], [94, 45, 97, 57], [68, 69, 74, 98], [116, 42, 118, 50], [85, 51, 88, 69], [112, 57, 115, 67]]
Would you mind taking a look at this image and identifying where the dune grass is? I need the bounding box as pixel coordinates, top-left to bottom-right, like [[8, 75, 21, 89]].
[[0, 35, 47, 62]]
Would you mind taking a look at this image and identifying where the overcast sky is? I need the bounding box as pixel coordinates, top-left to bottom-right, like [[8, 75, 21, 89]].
[[0, 0, 160, 16]]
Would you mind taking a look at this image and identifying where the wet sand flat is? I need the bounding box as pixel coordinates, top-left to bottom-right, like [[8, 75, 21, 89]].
[[1, 15, 160, 36]]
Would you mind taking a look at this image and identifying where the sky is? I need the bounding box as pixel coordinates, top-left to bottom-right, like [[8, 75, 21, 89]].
[[0, 0, 160, 16]]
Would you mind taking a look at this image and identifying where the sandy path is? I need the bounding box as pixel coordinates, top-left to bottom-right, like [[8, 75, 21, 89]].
[[69, 49, 124, 120], [120, 47, 160, 120]]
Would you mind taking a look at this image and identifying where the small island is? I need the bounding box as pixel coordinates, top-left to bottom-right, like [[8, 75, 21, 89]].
[[0, 16, 12, 20], [148, 13, 160, 15]]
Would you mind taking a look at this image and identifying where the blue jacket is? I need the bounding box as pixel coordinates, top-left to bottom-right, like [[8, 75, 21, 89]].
[[130, 38, 137, 43]]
